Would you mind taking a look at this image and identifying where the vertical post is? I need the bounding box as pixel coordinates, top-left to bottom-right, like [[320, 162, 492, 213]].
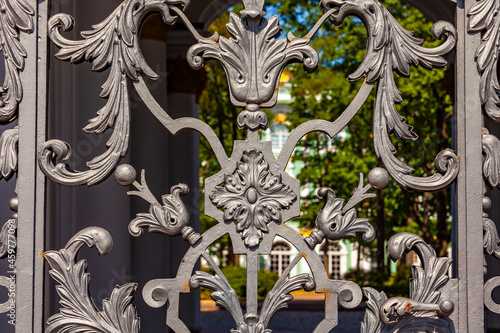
[[455, 0, 484, 331], [246, 251, 259, 317], [16, 0, 47, 332]]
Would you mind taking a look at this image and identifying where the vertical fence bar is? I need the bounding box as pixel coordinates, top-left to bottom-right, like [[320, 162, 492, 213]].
[[16, 0, 47, 332], [455, 0, 484, 331]]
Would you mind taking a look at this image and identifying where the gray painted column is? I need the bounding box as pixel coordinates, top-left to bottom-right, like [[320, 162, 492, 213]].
[[455, 0, 484, 331], [129, 23, 201, 332], [129, 21, 171, 332]]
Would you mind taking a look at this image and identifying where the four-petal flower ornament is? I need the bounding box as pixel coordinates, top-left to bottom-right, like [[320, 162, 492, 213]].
[[210, 150, 296, 248]]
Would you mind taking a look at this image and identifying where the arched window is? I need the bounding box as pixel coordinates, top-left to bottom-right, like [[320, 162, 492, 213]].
[[270, 241, 292, 275], [320, 241, 342, 279]]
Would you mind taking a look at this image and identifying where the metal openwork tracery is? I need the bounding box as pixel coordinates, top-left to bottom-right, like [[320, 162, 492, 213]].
[[1, 0, 500, 331]]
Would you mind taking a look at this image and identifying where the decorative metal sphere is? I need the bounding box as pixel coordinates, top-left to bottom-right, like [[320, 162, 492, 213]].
[[9, 197, 18, 212], [439, 299, 454, 316], [483, 196, 492, 211], [114, 164, 137, 186], [368, 167, 390, 189]]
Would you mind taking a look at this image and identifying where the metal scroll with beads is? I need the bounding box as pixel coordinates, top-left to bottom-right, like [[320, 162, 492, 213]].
[[38, 0, 460, 331]]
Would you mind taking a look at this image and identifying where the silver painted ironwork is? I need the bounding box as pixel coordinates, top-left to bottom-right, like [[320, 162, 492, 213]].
[[118, 167, 202, 245], [210, 150, 296, 248], [481, 128, 500, 310], [38, 0, 190, 186], [0, 0, 34, 324], [321, 0, 459, 192], [482, 128, 500, 188], [305, 173, 376, 249], [0, 0, 33, 123], [469, 0, 500, 122], [361, 233, 455, 332], [0, 127, 18, 181], [33, 0, 497, 331], [44, 227, 140, 333]]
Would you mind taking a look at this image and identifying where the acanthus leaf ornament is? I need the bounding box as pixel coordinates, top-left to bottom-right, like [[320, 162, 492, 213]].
[[190, 271, 246, 331], [45, 227, 140, 333], [210, 150, 296, 248], [190, 254, 315, 333], [0, 0, 34, 123], [483, 216, 500, 259], [305, 173, 376, 249], [0, 126, 18, 180], [259, 273, 315, 328], [482, 127, 500, 188], [468, 0, 500, 122], [0, 219, 16, 259], [38, 0, 189, 186], [186, 5, 320, 130], [320, 0, 459, 191], [360, 233, 455, 332]]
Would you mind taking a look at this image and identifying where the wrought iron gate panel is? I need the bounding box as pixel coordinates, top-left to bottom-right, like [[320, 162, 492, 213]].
[[0, 0, 499, 331]]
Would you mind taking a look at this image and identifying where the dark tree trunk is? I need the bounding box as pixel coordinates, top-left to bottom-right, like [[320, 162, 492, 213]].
[[376, 188, 386, 273]]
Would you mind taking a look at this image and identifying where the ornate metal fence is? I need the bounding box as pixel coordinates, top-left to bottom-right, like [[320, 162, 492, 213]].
[[0, 0, 499, 331]]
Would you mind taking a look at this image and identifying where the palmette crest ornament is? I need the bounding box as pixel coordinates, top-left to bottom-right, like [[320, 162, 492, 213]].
[[187, 1, 319, 130], [210, 150, 296, 248]]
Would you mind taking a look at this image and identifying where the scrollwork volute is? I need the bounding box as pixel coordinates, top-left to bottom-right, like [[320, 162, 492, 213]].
[[45, 227, 140, 333], [38, 0, 189, 186], [361, 233, 455, 332], [321, 0, 459, 192]]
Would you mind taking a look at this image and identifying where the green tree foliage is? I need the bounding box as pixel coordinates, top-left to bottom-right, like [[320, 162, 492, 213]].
[[198, 1, 454, 271], [266, 0, 454, 266]]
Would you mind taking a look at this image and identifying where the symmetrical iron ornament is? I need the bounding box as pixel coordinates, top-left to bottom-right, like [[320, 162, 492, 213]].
[[32, 0, 500, 331], [210, 150, 296, 248]]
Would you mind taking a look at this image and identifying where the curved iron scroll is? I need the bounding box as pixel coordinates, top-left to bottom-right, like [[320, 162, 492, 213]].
[[44, 227, 140, 333], [40, 0, 461, 331]]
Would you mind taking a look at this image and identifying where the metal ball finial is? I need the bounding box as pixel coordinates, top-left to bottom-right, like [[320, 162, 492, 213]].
[[368, 167, 390, 189], [114, 164, 137, 186], [483, 196, 492, 211]]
